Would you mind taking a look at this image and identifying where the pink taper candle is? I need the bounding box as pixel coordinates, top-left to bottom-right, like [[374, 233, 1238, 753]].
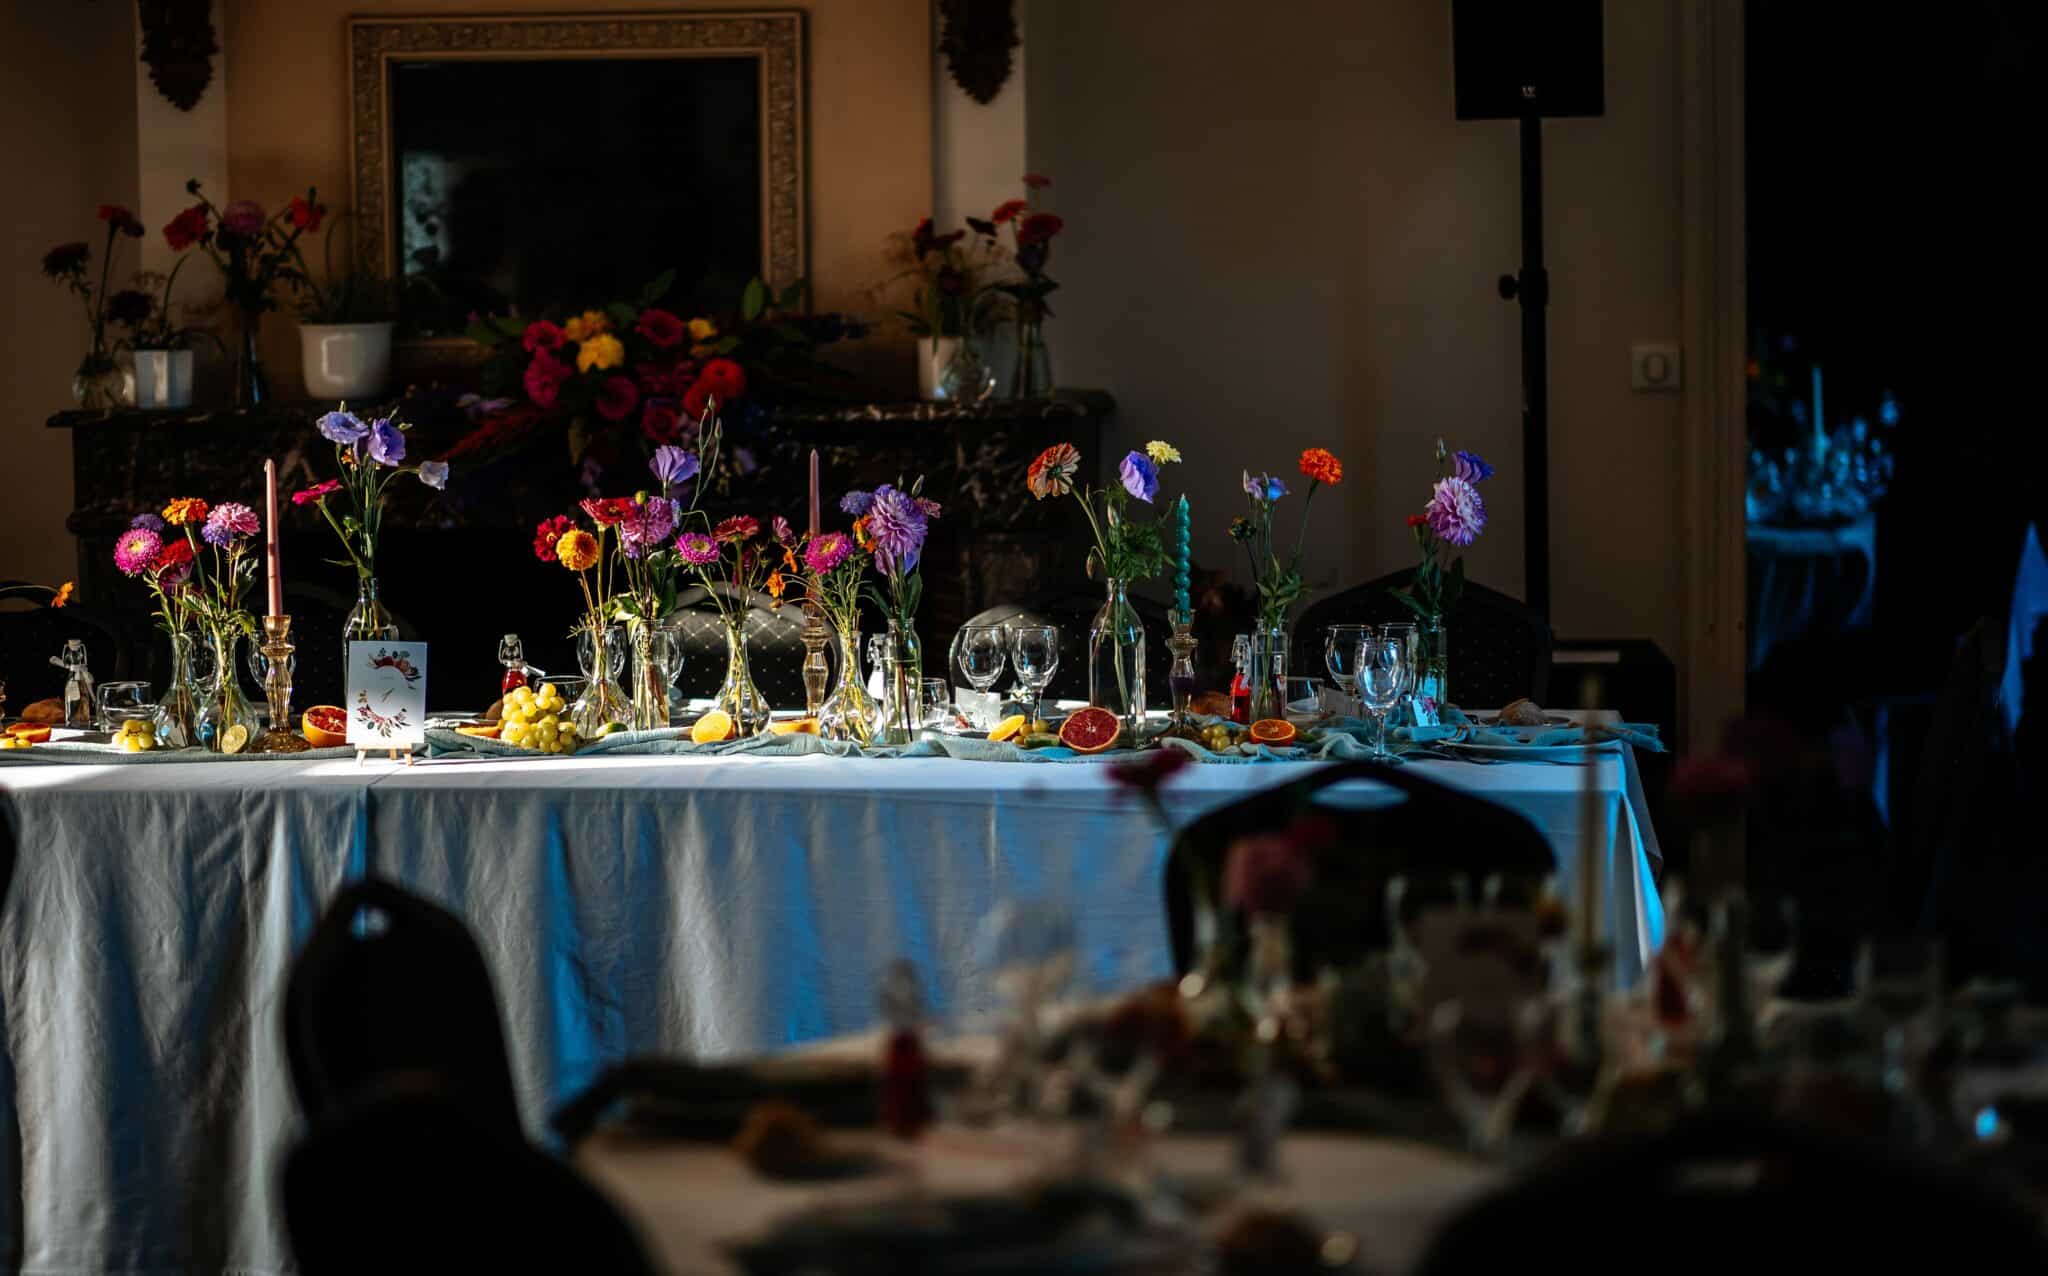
[[264, 458, 283, 617], [808, 448, 822, 539]]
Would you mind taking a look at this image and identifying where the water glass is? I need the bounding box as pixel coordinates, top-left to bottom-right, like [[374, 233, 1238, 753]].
[[96, 680, 152, 733], [1323, 624, 1372, 694], [920, 678, 955, 731], [1380, 621, 1420, 720], [1278, 675, 1323, 725], [1009, 624, 1060, 724], [1357, 635, 1408, 759], [955, 625, 1008, 720]]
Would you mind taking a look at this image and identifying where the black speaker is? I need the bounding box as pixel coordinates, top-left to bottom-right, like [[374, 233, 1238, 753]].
[[1453, 0, 1606, 120]]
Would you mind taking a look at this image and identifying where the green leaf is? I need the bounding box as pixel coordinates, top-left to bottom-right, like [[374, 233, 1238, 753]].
[[605, 302, 639, 329], [775, 278, 809, 311], [711, 335, 743, 355], [741, 277, 769, 321], [639, 269, 677, 306]]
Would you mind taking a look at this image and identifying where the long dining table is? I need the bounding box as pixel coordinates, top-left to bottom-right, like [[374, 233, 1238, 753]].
[[0, 746, 1661, 1274]]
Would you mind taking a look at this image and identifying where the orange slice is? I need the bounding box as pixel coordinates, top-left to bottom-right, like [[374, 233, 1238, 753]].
[[454, 722, 503, 739], [301, 705, 348, 748], [1248, 718, 1297, 746], [1057, 706, 1122, 754], [987, 713, 1028, 743], [7, 725, 50, 744]]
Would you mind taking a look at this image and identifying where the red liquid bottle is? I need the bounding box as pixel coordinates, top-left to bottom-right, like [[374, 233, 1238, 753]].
[[1228, 633, 1251, 723], [498, 633, 529, 694]]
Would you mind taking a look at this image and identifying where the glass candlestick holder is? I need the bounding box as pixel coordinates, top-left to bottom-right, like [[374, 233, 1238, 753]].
[[1166, 610, 1198, 729], [800, 601, 831, 718], [251, 614, 313, 753]]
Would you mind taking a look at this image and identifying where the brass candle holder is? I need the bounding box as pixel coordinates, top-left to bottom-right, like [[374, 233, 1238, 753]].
[[251, 614, 312, 754], [799, 601, 831, 718]]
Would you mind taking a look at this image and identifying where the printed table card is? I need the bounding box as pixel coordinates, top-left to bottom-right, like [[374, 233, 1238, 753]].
[[345, 641, 427, 750]]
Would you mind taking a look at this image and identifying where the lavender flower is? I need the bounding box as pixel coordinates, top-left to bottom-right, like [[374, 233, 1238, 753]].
[[865, 484, 928, 575], [130, 512, 165, 532], [1119, 451, 1159, 503], [649, 445, 698, 487], [201, 502, 260, 547], [840, 490, 874, 517], [317, 410, 367, 445], [1243, 471, 1288, 502], [1424, 476, 1486, 546], [1453, 450, 1494, 484], [417, 460, 449, 490], [772, 516, 794, 544], [367, 418, 405, 466]]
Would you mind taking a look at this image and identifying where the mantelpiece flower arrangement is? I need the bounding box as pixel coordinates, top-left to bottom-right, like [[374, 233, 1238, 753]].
[[986, 174, 1065, 397], [1393, 439, 1493, 714], [842, 478, 941, 744], [1025, 440, 1182, 736], [295, 407, 451, 667], [173, 180, 327, 405], [41, 203, 145, 409], [878, 216, 1008, 400], [1228, 447, 1345, 723]]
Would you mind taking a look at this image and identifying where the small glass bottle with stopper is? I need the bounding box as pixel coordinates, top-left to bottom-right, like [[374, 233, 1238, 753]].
[[1228, 633, 1252, 724], [498, 634, 538, 696]]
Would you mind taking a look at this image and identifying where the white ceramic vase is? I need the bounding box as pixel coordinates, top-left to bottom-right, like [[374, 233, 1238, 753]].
[[130, 349, 194, 410], [299, 321, 394, 400]]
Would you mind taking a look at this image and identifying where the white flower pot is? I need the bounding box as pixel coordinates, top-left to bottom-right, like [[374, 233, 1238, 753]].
[[131, 349, 193, 410], [299, 321, 394, 400]]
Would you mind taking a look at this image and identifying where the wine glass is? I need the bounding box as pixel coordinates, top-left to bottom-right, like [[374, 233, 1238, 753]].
[[1009, 625, 1060, 727], [955, 625, 1009, 725], [1380, 622, 1419, 723], [1322, 624, 1371, 696], [1357, 635, 1407, 759]]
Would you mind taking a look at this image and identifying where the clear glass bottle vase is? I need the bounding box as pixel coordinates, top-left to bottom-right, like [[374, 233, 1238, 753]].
[[195, 627, 262, 753], [818, 620, 881, 745], [235, 306, 268, 407], [1246, 624, 1289, 724], [1009, 308, 1053, 398], [1416, 614, 1449, 722], [572, 624, 631, 734], [152, 630, 203, 748], [713, 615, 773, 736], [342, 575, 399, 670], [879, 619, 923, 746], [1087, 578, 1147, 739], [628, 617, 675, 731]]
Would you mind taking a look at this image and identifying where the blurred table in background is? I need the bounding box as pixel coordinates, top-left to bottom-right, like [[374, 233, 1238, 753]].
[[1746, 514, 1877, 671]]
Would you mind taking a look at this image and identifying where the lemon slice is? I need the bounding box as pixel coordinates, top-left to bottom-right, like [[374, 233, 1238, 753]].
[[987, 714, 1028, 743], [768, 717, 818, 735], [220, 723, 250, 755], [690, 709, 734, 744]]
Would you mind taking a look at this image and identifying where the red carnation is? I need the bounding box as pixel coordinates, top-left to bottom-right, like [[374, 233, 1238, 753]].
[[1405, 513, 1428, 528], [521, 320, 566, 354], [682, 381, 715, 421], [522, 351, 571, 410], [287, 196, 325, 233], [698, 357, 746, 403], [163, 204, 211, 252], [532, 514, 574, 563], [641, 400, 684, 446], [991, 198, 1029, 225], [594, 375, 640, 422], [1015, 213, 1064, 247], [98, 204, 144, 238], [292, 479, 343, 506], [634, 308, 685, 349]]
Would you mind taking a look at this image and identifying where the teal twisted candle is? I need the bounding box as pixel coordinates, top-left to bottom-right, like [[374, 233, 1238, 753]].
[[1173, 493, 1191, 615]]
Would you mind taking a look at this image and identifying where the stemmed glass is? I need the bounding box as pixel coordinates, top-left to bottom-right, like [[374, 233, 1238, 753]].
[[1356, 633, 1407, 759], [1380, 622, 1419, 723], [955, 625, 1009, 726], [1322, 624, 1371, 697], [1009, 624, 1060, 729]]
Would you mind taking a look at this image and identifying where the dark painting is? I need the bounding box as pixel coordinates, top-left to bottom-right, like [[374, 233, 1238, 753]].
[[389, 56, 764, 333]]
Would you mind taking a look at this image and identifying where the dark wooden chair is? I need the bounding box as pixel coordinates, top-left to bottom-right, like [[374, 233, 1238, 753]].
[[283, 877, 523, 1137], [282, 1078, 659, 1276], [669, 584, 812, 710], [1291, 571, 1553, 710], [1163, 759, 1556, 980], [956, 586, 1175, 703]]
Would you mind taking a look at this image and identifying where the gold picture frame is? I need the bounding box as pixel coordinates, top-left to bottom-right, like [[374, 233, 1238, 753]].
[[347, 10, 805, 350]]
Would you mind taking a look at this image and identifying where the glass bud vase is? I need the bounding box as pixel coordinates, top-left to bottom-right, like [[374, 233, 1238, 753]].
[[235, 306, 269, 407], [1246, 625, 1288, 724], [879, 619, 923, 746], [628, 617, 674, 731], [713, 616, 773, 736], [152, 630, 203, 748], [1415, 614, 1449, 724], [195, 628, 262, 753], [72, 351, 133, 410], [1087, 578, 1146, 740], [1009, 306, 1053, 398], [573, 624, 631, 735], [342, 575, 399, 672], [818, 620, 881, 746]]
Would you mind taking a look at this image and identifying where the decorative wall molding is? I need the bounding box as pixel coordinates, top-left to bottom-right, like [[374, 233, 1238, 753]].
[[937, 0, 1018, 104], [347, 11, 807, 305], [137, 0, 218, 111]]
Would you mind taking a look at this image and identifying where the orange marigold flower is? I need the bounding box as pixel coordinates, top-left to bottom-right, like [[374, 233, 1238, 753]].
[[52, 581, 74, 608], [555, 529, 600, 572], [162, 496, 210, 526], [1299, 448, 1343, 486], [766, 571, 787, 600]]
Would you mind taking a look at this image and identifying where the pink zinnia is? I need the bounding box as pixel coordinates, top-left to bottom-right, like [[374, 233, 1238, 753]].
[[114, 527, 162, 577], [594, 375, 639, 422], [293, 479, 343, 506], [521, 320, 566, 354], [676, 531, 719, 565], [523, 351, 571, 409], [635, 308, 685, 348], [803, 531, 852, 574], [1424, 475, 1486, 547]]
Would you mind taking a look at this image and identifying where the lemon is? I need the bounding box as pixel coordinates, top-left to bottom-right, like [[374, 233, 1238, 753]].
[[220, 724, 250, 755], [768, 717, 818, 736], [987, 714, 1028, 743], [690, 710, 734, 744]]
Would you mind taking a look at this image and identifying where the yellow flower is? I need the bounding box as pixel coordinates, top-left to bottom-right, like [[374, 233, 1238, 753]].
[[162, 497, 209, 526], [852, 516, 874, 551], [576, 333, 626, 373], [562, 310, 611, 343], [51, 581, 74, 608], [556, 529, 600, 572], [688, 317, 718, 342], [1145, 440, 1182, 465]]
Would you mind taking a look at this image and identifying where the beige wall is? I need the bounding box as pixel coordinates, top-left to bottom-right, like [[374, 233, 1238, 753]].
[[0, 6, 139, 587], [222, 0, 933, 389], [1025, 0, 1686, 662]]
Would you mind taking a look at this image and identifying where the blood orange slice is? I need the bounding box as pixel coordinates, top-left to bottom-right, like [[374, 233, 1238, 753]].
[[1058, 706, 1122, 754], [1248, 718, 1297, 746], [301, 705, 347, 748]]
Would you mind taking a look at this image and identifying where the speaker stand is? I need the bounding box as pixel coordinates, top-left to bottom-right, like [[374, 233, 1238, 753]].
[[1497, 104, 1551, 622]]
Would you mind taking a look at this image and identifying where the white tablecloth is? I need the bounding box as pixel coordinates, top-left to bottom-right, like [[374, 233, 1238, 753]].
[[0, 751, 1660, 1275]]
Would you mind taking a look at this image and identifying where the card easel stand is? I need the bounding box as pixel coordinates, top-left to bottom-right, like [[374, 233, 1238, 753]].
[[356, 744, 416, 766]]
